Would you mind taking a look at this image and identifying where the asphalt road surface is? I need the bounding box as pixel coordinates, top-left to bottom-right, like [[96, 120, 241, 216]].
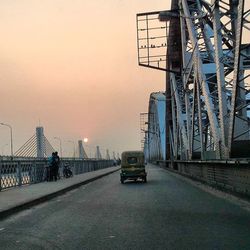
[[0, 165, 250, 250]]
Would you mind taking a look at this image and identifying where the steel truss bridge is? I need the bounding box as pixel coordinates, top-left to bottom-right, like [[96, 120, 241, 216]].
[[137, 0, 250, 161]]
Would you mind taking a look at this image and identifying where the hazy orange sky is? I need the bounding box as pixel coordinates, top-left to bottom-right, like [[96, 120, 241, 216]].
[[0, 0, 170, 157], [0, 1, 249, 157]]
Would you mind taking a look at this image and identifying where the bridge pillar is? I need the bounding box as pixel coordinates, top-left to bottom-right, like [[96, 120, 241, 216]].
[[36, 127, 45, 158], [96, 146, 102, 159], [78, 140, 84, 158], [106, 149, 110, 160]]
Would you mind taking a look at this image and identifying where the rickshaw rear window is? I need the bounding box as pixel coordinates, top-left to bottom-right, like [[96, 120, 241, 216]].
[[127, 157, 138, 164]]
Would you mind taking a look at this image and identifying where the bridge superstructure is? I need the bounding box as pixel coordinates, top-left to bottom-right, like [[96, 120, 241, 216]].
[[11, 126, 111, 160], [142, 92, 166, 162], [14, 127, 55, 158], [137, 0, 250, 161], [0, 126, 115, 190]]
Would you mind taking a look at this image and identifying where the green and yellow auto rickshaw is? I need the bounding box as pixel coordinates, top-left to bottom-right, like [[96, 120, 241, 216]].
[[120, 151, 147, 184]]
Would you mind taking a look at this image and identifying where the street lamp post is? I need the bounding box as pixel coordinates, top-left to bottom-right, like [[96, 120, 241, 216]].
[[54, 137, 63, 158], [0, 123, 13, 158]]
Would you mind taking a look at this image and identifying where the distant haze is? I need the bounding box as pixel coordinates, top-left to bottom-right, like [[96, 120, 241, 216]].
[[0, 0, 169, 157]]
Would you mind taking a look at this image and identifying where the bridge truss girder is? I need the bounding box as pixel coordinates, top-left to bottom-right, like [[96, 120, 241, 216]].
[[175, 0, 250, 160], [137, 0, 250, 160]]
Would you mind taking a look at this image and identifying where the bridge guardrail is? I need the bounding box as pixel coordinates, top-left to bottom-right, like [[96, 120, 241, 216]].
[[0, 159, 114, 191], [158, 160, 250, 197]]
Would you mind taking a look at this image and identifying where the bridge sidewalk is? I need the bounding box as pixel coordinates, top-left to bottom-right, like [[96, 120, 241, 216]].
[[0, 166, 120, 220]]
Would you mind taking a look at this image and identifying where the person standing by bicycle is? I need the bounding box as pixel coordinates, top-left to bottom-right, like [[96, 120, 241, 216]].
[[47, 152, 55, 181], [54, 151, 60, 181]]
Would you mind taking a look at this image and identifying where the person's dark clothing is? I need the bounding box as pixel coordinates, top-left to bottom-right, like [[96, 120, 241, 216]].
[[47, 152, 60, 181], [53, 153, 60, 181], [47, 155, 54, 181]]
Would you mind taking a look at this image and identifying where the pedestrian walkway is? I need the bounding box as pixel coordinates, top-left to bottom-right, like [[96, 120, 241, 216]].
[[0, 166, 120, 220]]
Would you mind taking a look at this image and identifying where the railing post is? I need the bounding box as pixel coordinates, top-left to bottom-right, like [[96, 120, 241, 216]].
[[72, 161, 76, 175], [78, 160, 81, 174], [82, 160, 85, 173], [31, 162, 36, 184], [76, 161, 79, 175], [0, 162, 2, 191], [17, 161, 22, 187], [89, 161, 91, 172], [87, 160, 90, 172], [90, 160, 92, 172], [75, 161, 77, 174]]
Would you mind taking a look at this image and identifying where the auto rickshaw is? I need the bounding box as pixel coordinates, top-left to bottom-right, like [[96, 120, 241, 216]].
[[120, 151, 147, 184]]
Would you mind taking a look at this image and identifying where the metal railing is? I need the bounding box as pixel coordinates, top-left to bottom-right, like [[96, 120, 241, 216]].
[[0, 158, 114, 191], [158, 160, 250, 197]]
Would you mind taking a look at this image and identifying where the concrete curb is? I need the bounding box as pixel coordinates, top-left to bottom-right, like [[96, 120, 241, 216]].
[[0, 168, 120, 221]]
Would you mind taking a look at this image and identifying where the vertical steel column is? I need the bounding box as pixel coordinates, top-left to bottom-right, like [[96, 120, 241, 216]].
[[180, 15, 192, 159], [228, 0, 245, 155], [170, 79, 177, 159], [146, 15, 150, 65], [78, 140, 84, 159], [212, 0, 229, 158], [181, 0, 221, 158], [171, 73, 189, 152], [0, 163, 2, 191], [190, 80, 197, 157], [165, 70, 172, 160], [195, 76, 205, 159], [17, 161, 22, 187]]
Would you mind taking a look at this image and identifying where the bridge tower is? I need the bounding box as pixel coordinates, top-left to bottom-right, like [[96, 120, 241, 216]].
[[36, 127, 45, 158], [15, 126, 55, 158], [95, 146, 102, 159], [78, 140, 88, 159], [106, 149, 110, 160]]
